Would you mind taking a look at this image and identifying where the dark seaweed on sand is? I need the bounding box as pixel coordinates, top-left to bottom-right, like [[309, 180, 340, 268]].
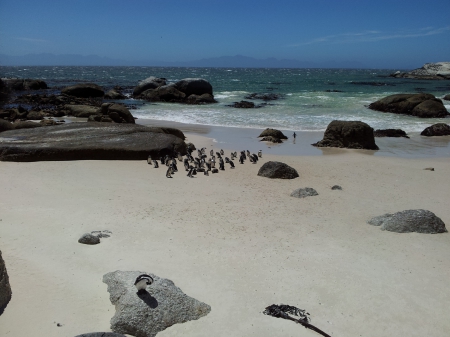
[[263, 304, 332, 337]]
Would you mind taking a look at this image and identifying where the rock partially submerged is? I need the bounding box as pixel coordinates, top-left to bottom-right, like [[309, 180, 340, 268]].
[[258, 128, 288, 139], [390, 62, 450, 80], [258, 161, 299, 179], [0, 249, 12, 315], [61, 83, 104, 98], [312, 120, 379, 150], [245, 93, 283, 101], [420, 123, 450, 137], [2, 78, 48, 91], [103, 270, 211, 337], [133, 77, 167, 96], [368, 209, 447, 234], [290, 187, 318, 198], [368, 93, 449, 118], [374, 129, 409, 138], [0, 123, 187, 161]]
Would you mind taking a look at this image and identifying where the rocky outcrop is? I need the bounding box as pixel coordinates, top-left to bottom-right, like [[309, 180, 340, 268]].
[[101, 103, 135, 123], [312, 120, 379, 150], [368, 94, 448, 118], [2, 78, 48, 90], [133, 76, 167, 97], [390, 62, 450, 80], [257, 161, 299, 179], [290, 187, 318, 198], [373, 129, 409, 138], [0, 249, 12, 315], [26, 110, 46, 120], [61, 83, 104, 98], [258, 128, 288, 140], [0, 120, 14, 132], [420, 123, 450, 136], [368, 209, 447, 233], [103, 270, 211, 337], [444, 94, 450, 101], [0, 123, 187, 162], [105, 89, 126, 100], [140, 84, 186, 102], [12, 120, 42, 130], [174, 78, 213, 96]]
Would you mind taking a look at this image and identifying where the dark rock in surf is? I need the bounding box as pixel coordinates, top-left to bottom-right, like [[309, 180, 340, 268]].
[[368, 209, 447, 234], [373, 129, 409, 138], [245, 93, 282, 101], [312, 120, 379, 150], [140, 84, 186, 102], [290, 187, 318, 198], [229, 101, 256, 108], [443, 94, 450, 101], [368, 93, 448, 118], [61, 83, 104, 98], [420, 123, 450, 137], [3, 78, 48, 91], [258, 128, 288, 140], [103, 270, 211, 337], [133, 76, 166, 96], [258, 161, 299, 179], [186, 93, 216, 104], [174, 78, 213, 96], [105, 89, 126, 100]]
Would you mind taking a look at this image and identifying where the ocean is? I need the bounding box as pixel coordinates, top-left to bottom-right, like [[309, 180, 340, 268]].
[[1, 66, 449, 133]]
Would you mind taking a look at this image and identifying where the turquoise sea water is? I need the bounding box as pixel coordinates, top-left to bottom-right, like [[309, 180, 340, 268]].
[[1, 66, 449, 132]]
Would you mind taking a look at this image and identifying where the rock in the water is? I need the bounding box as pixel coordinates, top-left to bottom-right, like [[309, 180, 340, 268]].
[[258, 161, 299, 179], [260, 136, 282, 143], [229, 101, 256, 108], [0, 249, 12, 315], [312, 120, 379, 150], [3, 78, 48, 91], [0, 120, 14, 133], [290, 187, 318, 198], [420, 123, 450, 136], [78, 233, 100, 245], [74, 333, 126, 337], [444, 94, 450, 101], [390, 62, 450, 80], [105, 89, 126, 100], [103, 270, 211, 337], [258, 128, 288, 139], [61, 83, 104, 98], [368, 209, 447, 234], [140, 84, 186, 102], [186, 93, 216, 104], [374, 129, 409, 138], [368, 93, 448, 118], [133, 77, 166, 97], [0, 123, 187, 162], [245, 93, 282, 101], [174, 78, 213, 96], [331, 185, 342, 190]]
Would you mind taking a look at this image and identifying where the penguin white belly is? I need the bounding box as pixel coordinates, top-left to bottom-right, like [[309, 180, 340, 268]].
[[135, 279, 148, 291]]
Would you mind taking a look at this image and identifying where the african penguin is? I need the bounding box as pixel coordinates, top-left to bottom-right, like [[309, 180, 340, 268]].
[[258, 150, 262, 158], [134, 274, 154, 294], [147, 156, 153, 165], [153, 160, 159, 168]]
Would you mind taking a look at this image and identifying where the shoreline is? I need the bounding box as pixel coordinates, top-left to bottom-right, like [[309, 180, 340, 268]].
[[135, 117, 450, 159]]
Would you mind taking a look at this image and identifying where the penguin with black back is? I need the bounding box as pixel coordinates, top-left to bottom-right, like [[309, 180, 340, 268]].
[[134, 274, 154, 295], [153, 160, 159, 168]]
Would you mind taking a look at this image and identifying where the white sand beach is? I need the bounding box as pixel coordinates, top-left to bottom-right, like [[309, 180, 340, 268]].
[[1, 130, 450, 337]]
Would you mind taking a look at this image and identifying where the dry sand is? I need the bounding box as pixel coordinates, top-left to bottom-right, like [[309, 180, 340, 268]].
[[1, 131, 450, 337]]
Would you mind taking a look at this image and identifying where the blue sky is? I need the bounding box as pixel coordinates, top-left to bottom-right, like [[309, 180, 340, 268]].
[[0, 0, 449, 68]]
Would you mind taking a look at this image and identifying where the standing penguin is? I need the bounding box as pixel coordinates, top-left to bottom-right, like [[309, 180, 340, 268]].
[[229, 160, 235, 169], [134, 274, 154, 295], [219, 158, 225, 170], [258, 150, 262, 158], [147, 155, 153, 165], [166, 166, 174, 178], [153, 160, 159, 168]]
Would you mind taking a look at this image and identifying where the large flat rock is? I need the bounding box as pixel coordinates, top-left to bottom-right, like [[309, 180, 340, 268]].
[[0, 123, 187, 162]]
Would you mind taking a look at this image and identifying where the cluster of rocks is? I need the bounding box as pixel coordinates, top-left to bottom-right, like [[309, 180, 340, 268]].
[[258, 128, 288, 143], [78, 231, 112, 245], [2, 78, 48, 91], [134, 77, 216, 104], [368, 93, 448, 118], [390, 62, 450, 80]]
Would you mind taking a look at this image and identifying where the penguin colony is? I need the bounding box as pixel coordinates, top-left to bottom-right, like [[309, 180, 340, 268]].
[[147, 145, 262, 178]]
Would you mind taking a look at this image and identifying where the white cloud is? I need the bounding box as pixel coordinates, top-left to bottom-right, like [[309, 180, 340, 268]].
[[15, 37, 49, 43], [289, 26, 450, 47]]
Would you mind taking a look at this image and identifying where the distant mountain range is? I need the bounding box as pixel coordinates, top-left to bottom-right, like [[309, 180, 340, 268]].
[[0, 53, 369, 69]]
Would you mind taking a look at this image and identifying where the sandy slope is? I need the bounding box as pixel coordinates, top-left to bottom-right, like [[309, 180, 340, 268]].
[[0, 134, 449, 337]]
